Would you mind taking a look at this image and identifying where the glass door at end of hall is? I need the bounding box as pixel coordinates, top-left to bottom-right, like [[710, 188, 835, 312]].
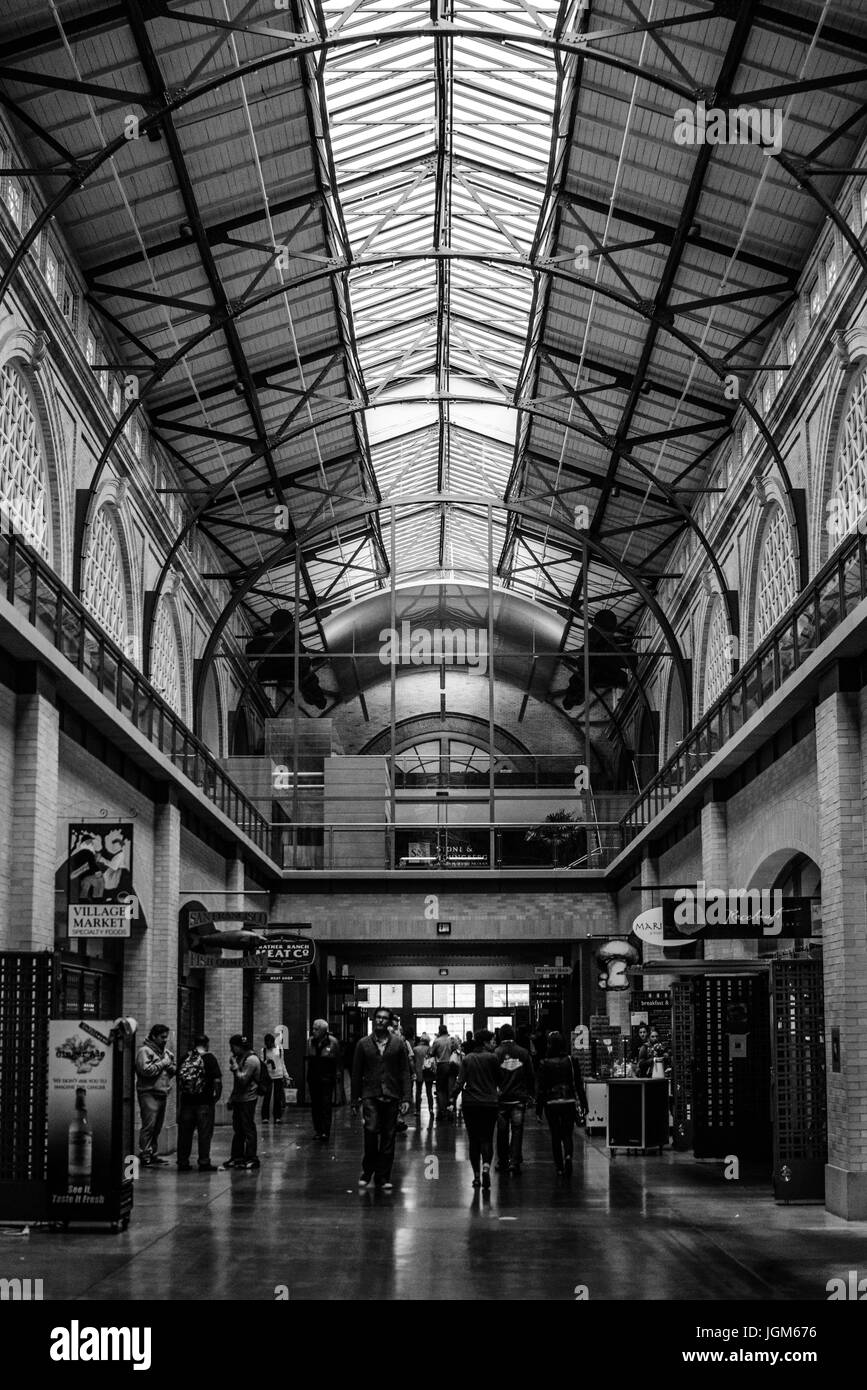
[[411, 1014, 474, 1041]]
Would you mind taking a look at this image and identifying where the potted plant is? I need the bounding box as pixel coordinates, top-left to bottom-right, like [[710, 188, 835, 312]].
[[524, 809, 585, 867]]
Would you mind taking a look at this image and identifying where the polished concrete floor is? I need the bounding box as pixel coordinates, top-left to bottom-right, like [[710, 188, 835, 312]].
[[13, 1102, 867, 1301]]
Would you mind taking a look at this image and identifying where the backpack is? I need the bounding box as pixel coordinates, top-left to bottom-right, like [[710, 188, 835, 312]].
[[255, 1053, 270, 1097], [178, 1050, 206, 1097]]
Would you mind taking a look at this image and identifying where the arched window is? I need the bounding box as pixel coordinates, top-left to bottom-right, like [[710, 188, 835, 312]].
[[0, 362, 50, 557], [755, 503, 797, 643], [701, 599, 730, 716], [829, 361, 867, 545], [395, 737, 504, 788], [82, 504, 127, 647], [663, 666, 684, 761], [150, 600, 183, 715]]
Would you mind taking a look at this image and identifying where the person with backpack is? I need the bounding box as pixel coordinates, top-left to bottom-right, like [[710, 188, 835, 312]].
[[260, 1032, 289, 1124], [223, 1034, 261, 1170], [535, 1030, 588, 1177], [176, 1034, 222, 1172], [494, 1024, 534, 1176]]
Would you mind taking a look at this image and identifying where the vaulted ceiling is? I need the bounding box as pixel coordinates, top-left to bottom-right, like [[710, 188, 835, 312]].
[[1, 0, 866, 727]]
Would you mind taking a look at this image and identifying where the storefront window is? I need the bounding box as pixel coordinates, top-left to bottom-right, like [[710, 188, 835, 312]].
[[484, 983, 530, 1007]]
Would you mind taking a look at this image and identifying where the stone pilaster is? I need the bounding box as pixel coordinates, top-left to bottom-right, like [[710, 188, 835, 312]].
[[125, 786, 180, 1153], [818, 676, 867, 1218], [8, 664, 59, 951]]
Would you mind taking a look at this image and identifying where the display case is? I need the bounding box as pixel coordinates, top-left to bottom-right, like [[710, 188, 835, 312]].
[[607, 1078, 669, 1155]]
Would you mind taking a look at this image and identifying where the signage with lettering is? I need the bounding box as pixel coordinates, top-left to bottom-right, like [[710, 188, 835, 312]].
[[67, 824, 139, 937], [256, 937, 317, 971], [187, 953, 262, 969], [188, 910, 268, 928], [660, 894, 814, 939]]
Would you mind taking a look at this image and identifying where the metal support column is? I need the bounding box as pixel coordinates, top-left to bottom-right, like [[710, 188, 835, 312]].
[[488, 504, 496, 870]]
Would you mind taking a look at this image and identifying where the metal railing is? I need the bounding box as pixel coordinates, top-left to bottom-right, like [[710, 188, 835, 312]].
[[276, 820, 624, 871], [8, 517, 861, 874], [0, 531, 272, 856], [621, 527, 867, 840]]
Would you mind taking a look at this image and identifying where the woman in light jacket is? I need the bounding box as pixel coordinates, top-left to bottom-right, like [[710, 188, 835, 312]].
[[260, 1031, 289, 1123]]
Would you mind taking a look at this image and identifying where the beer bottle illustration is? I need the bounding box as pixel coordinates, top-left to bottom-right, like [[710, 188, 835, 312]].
[[67, 1086, 92, 1190]]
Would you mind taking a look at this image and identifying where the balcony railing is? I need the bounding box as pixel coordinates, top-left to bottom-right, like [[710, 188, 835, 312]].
[[0, 531, 272, 856], [6, 516, 862, 875], [276, 820, 624, 871], [621, 527, 867, 841]]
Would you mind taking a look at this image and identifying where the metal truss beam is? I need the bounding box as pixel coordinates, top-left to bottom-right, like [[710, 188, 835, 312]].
[[546, 0, 766, 658], [85, 186, 322, 279], [3, 2, 862, 730], [191, 493, 692, 740]]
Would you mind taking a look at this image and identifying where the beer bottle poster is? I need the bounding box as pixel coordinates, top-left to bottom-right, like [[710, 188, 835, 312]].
[[67, 823, 138, 937], [47, 1021, 115, 1213]]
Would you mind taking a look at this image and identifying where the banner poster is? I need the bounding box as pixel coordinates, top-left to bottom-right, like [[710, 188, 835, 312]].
[[47, 1020, 115, 1215], [67, 823, 138, 937]]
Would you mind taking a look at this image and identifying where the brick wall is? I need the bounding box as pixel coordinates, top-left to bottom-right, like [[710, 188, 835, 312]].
[[725, 733, 819, 885], [55, 732, 156, 939], [9, 681, 60, 950], [270, 886, 617, 940], [0, 685, 16, 944], [818, 690, 867, 1217]]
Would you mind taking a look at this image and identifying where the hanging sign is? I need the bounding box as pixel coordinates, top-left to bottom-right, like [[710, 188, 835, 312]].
[[67, 824, 138, 937], [660, 892, 815, 939], [256, 937, 317, 969]]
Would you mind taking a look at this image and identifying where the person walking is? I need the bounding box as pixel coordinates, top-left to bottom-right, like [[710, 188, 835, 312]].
[[389, 1017, 413, 1133], [176, 1034, 222, 1172], [430, 1024, 457, 1120], [223, 1034, 261, 1170], [351, 1007, 411, 1191], [448, 1036, 464, 1117], [413, 1033, 435, 1116], [494, 1024, 534, 1176], [260, 1032, 289, 1124], [306, 1019, 341, 1142], [453, 1029, 500, 1189], [536, 1031, 587, 1176], [135, 1023, 176, 1167]]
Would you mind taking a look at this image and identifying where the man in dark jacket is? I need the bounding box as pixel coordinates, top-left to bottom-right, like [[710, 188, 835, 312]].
[[351, 1007, 411, 1190], [306, 1019, 341, 1142], [176, 1033, 222, 1172], [494, 1024, 535, 1176]]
